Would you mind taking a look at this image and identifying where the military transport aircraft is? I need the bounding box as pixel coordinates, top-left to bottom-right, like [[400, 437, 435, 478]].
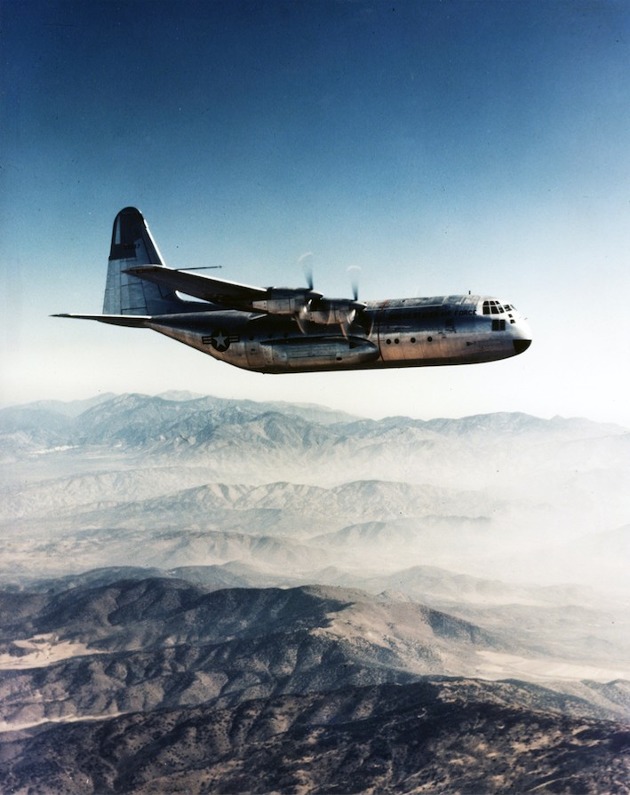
[[55, 207, 532, 373]]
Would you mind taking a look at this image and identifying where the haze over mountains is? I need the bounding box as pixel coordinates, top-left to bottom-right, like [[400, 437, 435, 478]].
[[0, 393, 628, 792], [1, 392, 628, 592]]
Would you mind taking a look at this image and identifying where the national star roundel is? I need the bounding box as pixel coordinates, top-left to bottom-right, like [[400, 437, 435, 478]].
[[208, 330, 230, 352]]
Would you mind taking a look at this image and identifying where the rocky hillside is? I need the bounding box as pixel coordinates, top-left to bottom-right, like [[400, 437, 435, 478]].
[[0, 579, 510, 730], [0, 577, 628, 794], [2, 678, 628, 794], [1, 394, 628, 792]]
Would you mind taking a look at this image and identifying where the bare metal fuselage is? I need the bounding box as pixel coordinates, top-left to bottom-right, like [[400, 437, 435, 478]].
[[145, 294, 531, 374], [55, 207, 532, 375]]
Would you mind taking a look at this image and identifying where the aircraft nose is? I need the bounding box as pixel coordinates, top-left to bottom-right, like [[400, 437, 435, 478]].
[[513, 339, 532, 355]]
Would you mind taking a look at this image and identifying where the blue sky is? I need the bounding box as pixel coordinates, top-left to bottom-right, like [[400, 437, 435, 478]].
[[2, 0, 630, 424]]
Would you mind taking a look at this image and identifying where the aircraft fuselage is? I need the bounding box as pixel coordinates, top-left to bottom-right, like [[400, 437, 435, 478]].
[[147, 294, 531, 374]]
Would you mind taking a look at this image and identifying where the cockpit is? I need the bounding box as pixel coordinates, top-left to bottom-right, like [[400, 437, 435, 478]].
[[481, 299, 517, 315], [479, 299, 520, 332]]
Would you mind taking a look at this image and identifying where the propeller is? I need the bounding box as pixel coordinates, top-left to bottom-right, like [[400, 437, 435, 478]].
[[347, 265, 361, 302], [347, 265, 376, 337], [290, 257, 367, 338], [295, 301, 312, 334], [291, 253, 313, 333], [298, 252, 314, 292]]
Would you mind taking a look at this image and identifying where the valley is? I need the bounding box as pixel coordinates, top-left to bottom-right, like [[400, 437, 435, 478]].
[[0, 393, 628, 791]]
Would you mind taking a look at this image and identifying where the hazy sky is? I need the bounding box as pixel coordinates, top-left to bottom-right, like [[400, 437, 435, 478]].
[[2, 0, 630, 424]]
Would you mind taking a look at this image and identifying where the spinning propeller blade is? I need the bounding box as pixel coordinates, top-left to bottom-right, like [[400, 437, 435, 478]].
[[298, 252, 314, 292], [291, 257, 367, 339], [347, 265, 361, 302]]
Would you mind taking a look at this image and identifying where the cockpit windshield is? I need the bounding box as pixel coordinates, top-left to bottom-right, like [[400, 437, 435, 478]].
[[482, 300, 516, 315]]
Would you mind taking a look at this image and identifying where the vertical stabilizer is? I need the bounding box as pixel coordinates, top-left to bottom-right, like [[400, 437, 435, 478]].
[[103, 207, 185, 315]]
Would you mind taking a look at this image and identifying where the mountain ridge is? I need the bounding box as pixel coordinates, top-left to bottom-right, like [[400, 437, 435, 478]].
[[1, 392, 628, 791], [2, 392, 626, 460], [1, 675, 628, 793]]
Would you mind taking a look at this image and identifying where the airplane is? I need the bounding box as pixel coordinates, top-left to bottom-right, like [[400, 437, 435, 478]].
[[54, 206, 532, 373]]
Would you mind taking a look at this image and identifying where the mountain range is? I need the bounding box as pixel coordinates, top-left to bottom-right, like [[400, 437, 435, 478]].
[[0, 393, 628, 792]]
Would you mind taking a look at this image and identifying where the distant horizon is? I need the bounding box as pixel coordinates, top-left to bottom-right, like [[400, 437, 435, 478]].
[[3, 388, 627, 429]]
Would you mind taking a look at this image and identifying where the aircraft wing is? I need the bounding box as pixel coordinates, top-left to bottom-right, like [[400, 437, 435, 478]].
[[125, 266, 357, 330], [126, 266, 268, 310]]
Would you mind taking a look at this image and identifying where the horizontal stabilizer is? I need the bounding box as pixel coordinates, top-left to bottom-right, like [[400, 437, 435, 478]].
[[126, 265, 267, 308], [52, 313, 150, 328]]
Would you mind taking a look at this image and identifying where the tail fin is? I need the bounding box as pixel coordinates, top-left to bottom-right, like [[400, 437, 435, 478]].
[[103, 207, 185, 315]]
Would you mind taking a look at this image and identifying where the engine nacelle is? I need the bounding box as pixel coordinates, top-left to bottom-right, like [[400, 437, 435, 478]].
[[252, 288, 317, 316], [252, 297, 305, 315]]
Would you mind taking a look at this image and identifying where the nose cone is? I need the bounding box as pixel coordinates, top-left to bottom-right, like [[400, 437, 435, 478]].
[[513, 339, 532, 355]]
